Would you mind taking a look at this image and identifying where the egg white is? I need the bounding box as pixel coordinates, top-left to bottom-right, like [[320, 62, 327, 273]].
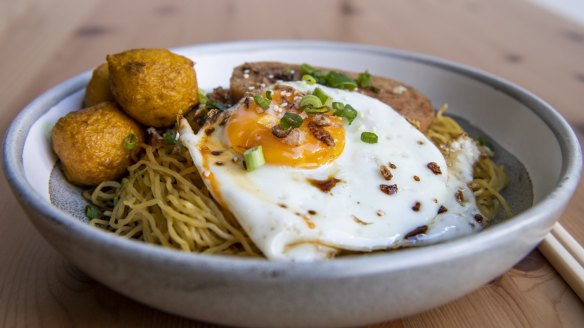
[[179, 82, 483, 261]]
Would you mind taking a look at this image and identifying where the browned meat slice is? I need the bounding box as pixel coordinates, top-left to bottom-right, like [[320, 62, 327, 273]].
[[230, 62, 434, 132]]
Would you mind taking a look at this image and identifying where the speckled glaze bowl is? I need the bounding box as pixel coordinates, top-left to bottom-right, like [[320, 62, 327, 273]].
[[3, 41, 582, 328]]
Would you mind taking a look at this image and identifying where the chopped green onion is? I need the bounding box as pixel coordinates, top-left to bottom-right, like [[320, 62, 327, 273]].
[[326, 71, 357, 91], [300, 63, 315, 75], [207, 99, 226, 110], [300, 63, 356, 89], [197, 89, 226, 110], [243, 146, 265, 172], [85, 204, 101, 220], [370, 86, 380, 94], [253, 95, 270, 110], [332, 102, 345, 111], [312, 87, 331, 106], [124, 133, 138, 150], [280, 112, 304, 129], [266, 90, 273, 100], [477, 136, 493, 150], [197, 89, 208, 103], [302, 75, 316, 85], [356, 70, 373, 88], [163, 129, 177, 145], [361, 132, 378, 144], [303, 106, 329, 114], [299, 95, 323, 110], [333, 103, 358, 124]]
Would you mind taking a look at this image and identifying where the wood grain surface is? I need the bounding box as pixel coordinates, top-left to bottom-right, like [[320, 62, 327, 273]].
[[1, 0, 583, 327]]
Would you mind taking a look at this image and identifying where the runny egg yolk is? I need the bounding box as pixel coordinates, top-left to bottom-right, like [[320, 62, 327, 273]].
[[225, 89, 345, 168]]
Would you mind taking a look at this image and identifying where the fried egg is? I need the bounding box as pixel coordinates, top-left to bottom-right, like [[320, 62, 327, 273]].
[[179, 81, 484, 261]]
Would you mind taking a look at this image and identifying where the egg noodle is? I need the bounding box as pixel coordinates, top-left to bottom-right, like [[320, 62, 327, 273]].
[[426, 105, 512, 220], [88, 105, 511, 256], [87, 144, 259, 256]]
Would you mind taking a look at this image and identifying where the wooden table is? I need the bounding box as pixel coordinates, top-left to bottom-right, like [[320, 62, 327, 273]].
[[1, 0, 583, 326]]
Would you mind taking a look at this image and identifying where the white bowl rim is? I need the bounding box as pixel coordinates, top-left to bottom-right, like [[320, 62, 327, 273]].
[[3, 40, 582, 278]]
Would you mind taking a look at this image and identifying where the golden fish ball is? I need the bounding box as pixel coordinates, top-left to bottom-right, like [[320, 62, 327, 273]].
[[51, 102, 144, 186], [107, 48, 199, 128], [84, 63, 115, 107]]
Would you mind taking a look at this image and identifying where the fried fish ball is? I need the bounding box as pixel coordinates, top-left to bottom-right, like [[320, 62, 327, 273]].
[[107, 48, 199, 128], [84, 63, 115, 107], [51, 102, 144, 186]]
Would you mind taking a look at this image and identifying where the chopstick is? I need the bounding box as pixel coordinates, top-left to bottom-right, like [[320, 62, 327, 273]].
[[538, 223, 584, 301]]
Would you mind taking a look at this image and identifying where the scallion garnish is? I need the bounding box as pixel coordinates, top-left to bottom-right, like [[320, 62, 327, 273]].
[[356, 70, 373, 88], [302, 75, 316, 85], [85, 204, 101, 220], [243, 146, 265, 172], [300, 63, 359, 90], [163, 129, 177, 145], [197, 89, 226, 110], [325, 71, 357, 91], [299, 95, 323, 110], [303, 106, 329, 114], [332, 102, 345, 111], [333, 103, 358, 124], [266, 90, 273, 100], [300, 63, 315, 76], [253, 95, 270, 110], [477, 136, 493, 151], [197, 89, 208, 103], [124, 133, 138, 150], [361, 132, 378, 144], [279, 112, 304, 129], [312, 87, 332, 106], [207, 99, 226, 110]]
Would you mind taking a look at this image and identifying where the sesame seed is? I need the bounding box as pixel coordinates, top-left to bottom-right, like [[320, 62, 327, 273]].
[[243, 73, 250, 79], [248, 86, 255, 91], [290, 70, 295, 74], [268, 74, 274, 79], [392, 85, 407, 94], [243, 69, 250, 74], [260, 83, 266, 88]]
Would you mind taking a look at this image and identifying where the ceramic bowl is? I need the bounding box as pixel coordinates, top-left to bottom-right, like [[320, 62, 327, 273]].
[[3, 41, 581, 328]]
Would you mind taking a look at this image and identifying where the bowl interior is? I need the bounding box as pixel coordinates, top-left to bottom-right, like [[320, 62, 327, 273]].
[[23, 42, 558, 216]]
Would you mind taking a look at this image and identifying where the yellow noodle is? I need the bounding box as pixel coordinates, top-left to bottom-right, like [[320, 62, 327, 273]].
[[89, 144, 259, 256], [426, 104, 511, 221]]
